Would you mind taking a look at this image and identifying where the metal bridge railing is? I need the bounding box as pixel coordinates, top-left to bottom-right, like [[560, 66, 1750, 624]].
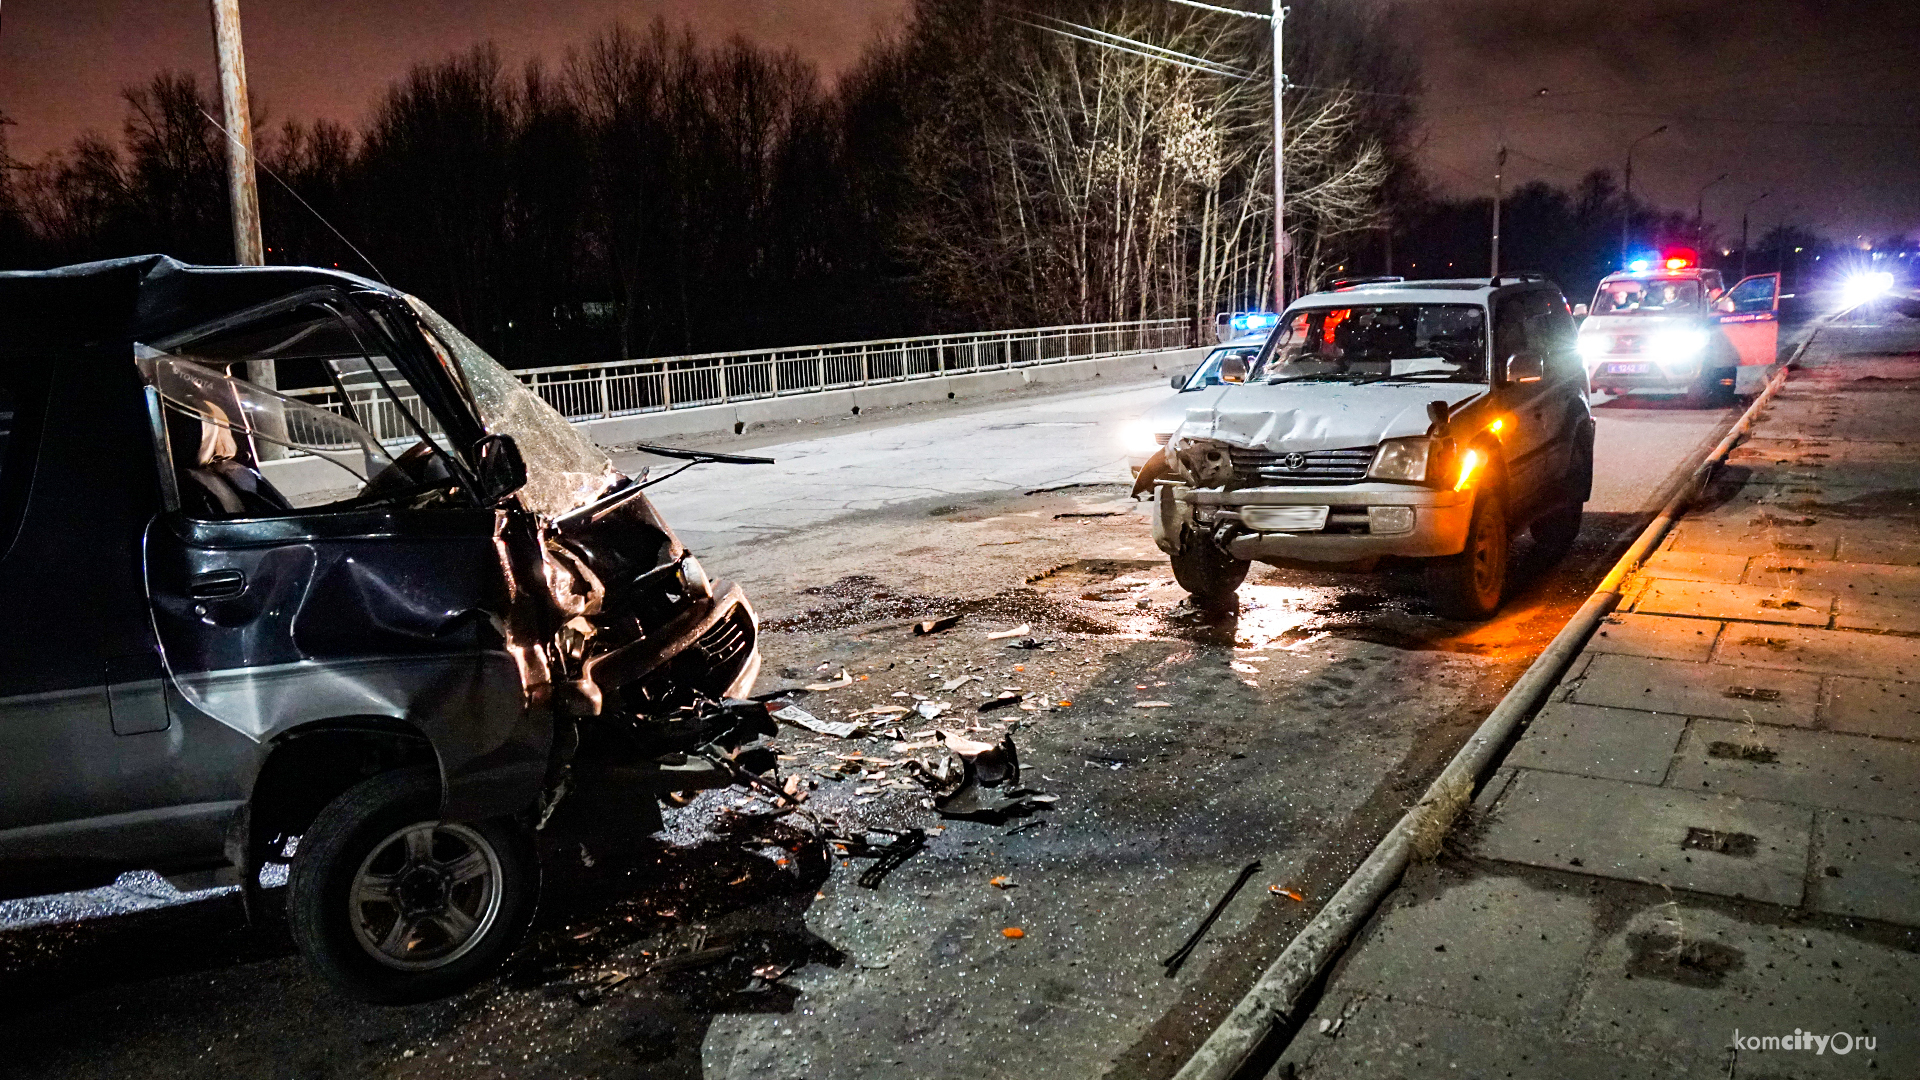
[[281, 319, 1190, 442]]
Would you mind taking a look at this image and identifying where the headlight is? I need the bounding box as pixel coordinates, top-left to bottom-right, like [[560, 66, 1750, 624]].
[[676, 555, 712, 600], [1648, 329, 1707, 363], [1120, 421, 1168, 456], [1576, 336, 1610, 361], [1368, 437, 1433, 482], [1842, 272, 1894, 308]]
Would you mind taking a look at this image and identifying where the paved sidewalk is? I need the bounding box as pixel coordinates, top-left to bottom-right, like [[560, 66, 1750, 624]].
[[1277, 318, 1920, 1079]]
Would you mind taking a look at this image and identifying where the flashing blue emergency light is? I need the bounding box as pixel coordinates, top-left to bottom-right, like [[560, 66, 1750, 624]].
[[1231, 311, 1279, 335], [1625, 251, 1660, 273]]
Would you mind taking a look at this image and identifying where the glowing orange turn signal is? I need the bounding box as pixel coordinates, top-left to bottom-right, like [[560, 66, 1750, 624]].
[[1454, 448, 1482, 491]]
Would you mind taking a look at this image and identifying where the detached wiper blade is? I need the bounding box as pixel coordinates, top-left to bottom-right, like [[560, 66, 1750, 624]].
[[627, 441, 774, 465]]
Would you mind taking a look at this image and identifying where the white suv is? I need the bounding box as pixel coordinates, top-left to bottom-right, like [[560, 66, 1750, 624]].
[[1151, 278, 1594, 620]]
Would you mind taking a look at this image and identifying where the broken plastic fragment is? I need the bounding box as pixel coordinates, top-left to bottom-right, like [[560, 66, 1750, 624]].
[[1002, 927, 1025, 939], [914, 615, 963, 636], [1270, 886, 1305, 901], [772, 704, 867, 739], [987, 624, 1033, 640], [990, 875, 1016, 889], [805, 669, 854, 691], [1134, 701, 1173, 708]]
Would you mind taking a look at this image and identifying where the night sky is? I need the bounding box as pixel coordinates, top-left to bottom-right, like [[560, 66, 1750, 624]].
[[3, 0, 1915, 240]]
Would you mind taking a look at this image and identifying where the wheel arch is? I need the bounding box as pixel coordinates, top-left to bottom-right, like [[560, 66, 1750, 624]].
[[246, 718, 441, 869]]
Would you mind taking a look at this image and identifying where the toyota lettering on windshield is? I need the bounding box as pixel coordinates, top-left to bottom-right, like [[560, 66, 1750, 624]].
[[1263, 303, 1488, 385]]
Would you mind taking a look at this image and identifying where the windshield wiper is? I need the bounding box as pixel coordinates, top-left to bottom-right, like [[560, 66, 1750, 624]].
[[630, 442, 775, 491]]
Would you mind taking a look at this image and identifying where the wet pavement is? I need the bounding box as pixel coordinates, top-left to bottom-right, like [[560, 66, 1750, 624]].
[[1, 373, 1746, 1080]]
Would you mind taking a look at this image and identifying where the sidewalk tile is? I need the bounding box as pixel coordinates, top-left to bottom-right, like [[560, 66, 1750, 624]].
[[1635, 579, 1834, 627], [1279, 999, 1708, 1079], [1588, 613, 1720, 662], [1710, 624, 1920, 678], [1570, 654, 1819, 727], [1752, 558, 1920, 596], [1838, 536, 1920, 566], [1824, 676, 1920, 741], [1321, 874, 1599, 1023], [1665, 523, 1837, 559], [1639, 551, 1749, 583], [1667, 719, 1920, 820], [1569, 904, 1920, 1071], [1835, 589, 1920, 633], [1812, 812, 1920, 927], [1513, 703, 1686, 784], [1477, 770, 1811, 906]]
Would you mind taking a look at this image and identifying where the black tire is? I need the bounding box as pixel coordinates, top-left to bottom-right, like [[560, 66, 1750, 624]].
[[1426, 486, 1509, 620], [288, 766, 537, 1004], [1529, 504, 1583, 565], [1170, 532, 1250, 613], [1686, 364, 1737, 407]]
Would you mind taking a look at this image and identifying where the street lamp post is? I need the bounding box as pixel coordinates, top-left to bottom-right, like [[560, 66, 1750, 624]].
[[1620, 124, 1668, 265], [1269, 0, 1284, 310], [1490, 144, 1507, 278], [1694, 172, 1727, 252], [1740, 192, 1771, 280]]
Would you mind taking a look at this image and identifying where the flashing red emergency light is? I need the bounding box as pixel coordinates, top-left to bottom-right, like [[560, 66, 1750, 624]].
[[1662, 247, 1697, 270]]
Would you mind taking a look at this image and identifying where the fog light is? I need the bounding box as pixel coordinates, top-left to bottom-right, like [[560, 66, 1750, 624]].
[[1368, 506, 1415, 535], [676, 555, 713, 599]]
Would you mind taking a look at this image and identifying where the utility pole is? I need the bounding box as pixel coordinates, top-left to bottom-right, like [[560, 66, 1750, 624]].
[[209, 0, 264, 268], [1620, 124, 1667, 265], [1490, 144, 1507, 278], [1739, 192, 1770, 280], [1269, 0, 1285, 311], [1694, 172, 1726, 253]]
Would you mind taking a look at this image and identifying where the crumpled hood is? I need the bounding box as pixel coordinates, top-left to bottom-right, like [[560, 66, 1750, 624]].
[[1173, 381, 1487, 451]]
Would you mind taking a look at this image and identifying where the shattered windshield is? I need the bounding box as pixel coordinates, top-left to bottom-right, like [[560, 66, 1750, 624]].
[[1262, 304, 1488, 384], [404, 296, 622, 519]]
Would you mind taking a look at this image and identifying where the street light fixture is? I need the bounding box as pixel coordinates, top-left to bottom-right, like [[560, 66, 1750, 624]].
[[1620, 124, 1668, 265]]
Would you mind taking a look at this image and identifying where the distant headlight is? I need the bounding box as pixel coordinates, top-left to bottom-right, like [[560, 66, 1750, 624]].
[[676, 555, 712, 600], [1121, 421, 1169, 456], [1648, 329, 1707, 364], [1842, 271, 1894, 308], [1368, 437, 1433, 482], [1576, 336, 1611, 362]]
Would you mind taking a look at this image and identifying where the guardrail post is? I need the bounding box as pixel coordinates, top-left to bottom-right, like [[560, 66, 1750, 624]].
[[597, 367, 610, 419]]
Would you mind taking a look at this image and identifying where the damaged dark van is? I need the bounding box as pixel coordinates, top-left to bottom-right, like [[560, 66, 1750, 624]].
[[0, 256, 773, 1002]]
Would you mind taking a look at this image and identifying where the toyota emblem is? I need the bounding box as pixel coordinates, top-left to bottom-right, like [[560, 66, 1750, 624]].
[[1283, 452, 1307, 471]]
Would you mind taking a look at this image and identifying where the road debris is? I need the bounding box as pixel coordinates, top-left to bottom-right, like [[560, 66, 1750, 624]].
[[978, 691, 1023, 712], [934, 732, 1056, 824], [1133, 701, 1173, 708], [1002, 927, 1025, 939], [987, 623, 1033, 640], [772, 703, 867, 739], [804, 668, 854, 691], [913, 615, 963, 636], [942, 674, 982, 692], [989, 875, 1017, 889], [1003, 637, 1053, 650], [1163, 860, 1263, 978], [1269, 886, 1305, 901]]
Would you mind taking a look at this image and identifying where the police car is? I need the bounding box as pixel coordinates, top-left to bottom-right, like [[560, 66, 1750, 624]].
[[1576, 252, 1781, 402]]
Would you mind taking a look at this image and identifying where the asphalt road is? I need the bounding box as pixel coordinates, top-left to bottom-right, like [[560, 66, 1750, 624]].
[[0, 376, 1740, 1080]]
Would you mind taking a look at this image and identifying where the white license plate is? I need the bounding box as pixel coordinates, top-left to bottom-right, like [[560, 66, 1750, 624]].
[[1605, 362, 1651, 374], [1241, 505, 1331, 532]]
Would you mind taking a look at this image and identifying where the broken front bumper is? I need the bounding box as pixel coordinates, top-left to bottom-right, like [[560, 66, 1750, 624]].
[[1153, 482, 1474, 562]]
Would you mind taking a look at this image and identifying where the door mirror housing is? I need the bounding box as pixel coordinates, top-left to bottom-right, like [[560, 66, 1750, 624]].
[[1571, 303, 1589, 317], [1171, 369, 1191, 390], [471, 434, 528, 504], [1505, 352, 1545, 383], [1218, 352, 1250, 384]]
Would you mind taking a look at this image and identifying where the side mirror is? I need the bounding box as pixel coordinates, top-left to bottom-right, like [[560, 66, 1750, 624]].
[[472, 433, 527, 504], [1219, 353, 1250, 384], [1713, 296, 1736, 313], [1571, 303, 1589, 317], [1171, 370, 1190, 390], [1506, 352, 1545, 383]]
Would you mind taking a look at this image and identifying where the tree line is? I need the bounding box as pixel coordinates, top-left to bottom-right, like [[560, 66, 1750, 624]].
[[0, 0, 1807, 365]]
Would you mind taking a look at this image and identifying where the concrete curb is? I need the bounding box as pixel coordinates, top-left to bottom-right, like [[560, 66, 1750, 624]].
[[1169, 322, 1837, 1080]]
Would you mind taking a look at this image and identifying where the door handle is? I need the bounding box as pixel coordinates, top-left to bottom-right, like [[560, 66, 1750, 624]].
[[188, 568, 247, 600]]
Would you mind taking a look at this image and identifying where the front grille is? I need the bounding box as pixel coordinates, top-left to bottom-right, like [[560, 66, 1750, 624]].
[[1230, 446, 1375, 486], [694, 605, 755, 673], [1154, 432, 1171, 446]]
